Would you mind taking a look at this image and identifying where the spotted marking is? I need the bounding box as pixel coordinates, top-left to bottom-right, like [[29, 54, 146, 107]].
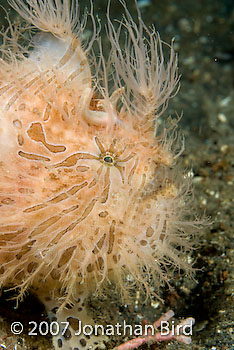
[[56, 38, 80, 69], [43, 102, 52, 121], [17, 135, 24, 146], [58, 246, 76, 268], [146, 226, 154, 237], [5, 75, 42, 110], [29, 215, 61, 238], [24, 182, 87, 213], [127, 158, 139, 185], [93, 234, 106, 254], [76, 166, 90, 172], [13, 119, 22, 128], [23, 203, 47, 213], [1, 198, 15, 205], [27, 122, 66, 153], [53, 153, 98, 168], [0, 70, 36, 96], [100, 168, 110, 204], [34, 73, 56, 96], [18, 150, 50, 162], [107, 220, 116, 254]]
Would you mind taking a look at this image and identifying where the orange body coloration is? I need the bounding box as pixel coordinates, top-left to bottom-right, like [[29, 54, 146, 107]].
[[0, 52, 179, 299], [0, 1, 200, 349]]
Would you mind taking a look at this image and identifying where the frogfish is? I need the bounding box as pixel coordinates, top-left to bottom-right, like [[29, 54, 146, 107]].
[[0, 0, 200, 349]]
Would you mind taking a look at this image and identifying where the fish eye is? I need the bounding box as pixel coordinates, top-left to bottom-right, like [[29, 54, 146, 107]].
[[103, 155, 114, 164]]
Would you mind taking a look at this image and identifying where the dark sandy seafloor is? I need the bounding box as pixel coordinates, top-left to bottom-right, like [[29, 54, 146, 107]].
[[0, 0, 233, 349]]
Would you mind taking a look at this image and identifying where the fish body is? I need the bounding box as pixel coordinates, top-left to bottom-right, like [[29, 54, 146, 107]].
[[0, 1, 198, 349]]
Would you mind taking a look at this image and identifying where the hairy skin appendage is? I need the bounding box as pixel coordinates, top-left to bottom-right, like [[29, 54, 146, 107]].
[[0, 1, 202, 349]]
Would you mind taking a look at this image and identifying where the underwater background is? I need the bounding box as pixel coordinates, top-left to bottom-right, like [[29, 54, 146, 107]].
[[0, 0, 233, 349]]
